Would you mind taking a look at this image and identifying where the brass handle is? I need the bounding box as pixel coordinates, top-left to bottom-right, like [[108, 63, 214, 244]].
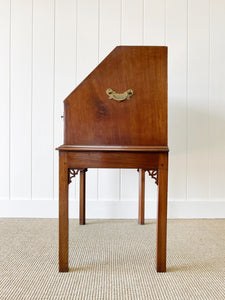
[[106, 88, 133, 102]]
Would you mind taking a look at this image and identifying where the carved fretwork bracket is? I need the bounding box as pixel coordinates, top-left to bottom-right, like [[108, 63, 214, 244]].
[[68, 169, 79, 184], [145, 169, 158, 185], [68, 168, 87, 184], [137, 169, 158, 185]]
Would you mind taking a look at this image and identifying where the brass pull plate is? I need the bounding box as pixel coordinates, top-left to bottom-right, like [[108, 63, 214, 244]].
[[106, 88, 133, 102]]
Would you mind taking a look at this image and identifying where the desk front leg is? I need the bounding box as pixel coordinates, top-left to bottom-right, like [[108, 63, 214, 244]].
[[59, 151, 69, 272], [156, 153, 168, 272], [138, 169, 145, 225]]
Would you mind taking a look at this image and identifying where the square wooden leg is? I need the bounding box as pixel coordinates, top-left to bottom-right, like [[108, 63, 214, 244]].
[[59, 151, 69, 272], [138, 169, 145, 225], [80, 169, 86, 225], [156, 153, 168, 272]]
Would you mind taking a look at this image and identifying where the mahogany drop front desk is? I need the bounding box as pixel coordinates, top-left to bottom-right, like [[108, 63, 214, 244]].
[[57, 46, 169, 273]]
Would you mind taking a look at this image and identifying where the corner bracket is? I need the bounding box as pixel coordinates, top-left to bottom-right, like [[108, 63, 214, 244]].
[[145, 169, 158, 185], [68, 168, 88, 184]]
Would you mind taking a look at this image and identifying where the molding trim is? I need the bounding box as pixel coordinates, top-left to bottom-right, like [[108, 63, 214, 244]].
[[0, 200, 224, 218]]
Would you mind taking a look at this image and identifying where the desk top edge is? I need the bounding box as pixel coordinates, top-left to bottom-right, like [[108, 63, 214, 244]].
[[56, 145, 169, 152]]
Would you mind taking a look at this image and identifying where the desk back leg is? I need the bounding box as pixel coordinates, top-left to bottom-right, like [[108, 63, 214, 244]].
[[138, 169, 145, 225], [156, 153, 168, 272], [59, 151, 69, 272], [80, 169, 87, 225]]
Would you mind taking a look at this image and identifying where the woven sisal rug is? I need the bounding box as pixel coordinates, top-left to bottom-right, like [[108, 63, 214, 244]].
[[0, 219, 224, 299]]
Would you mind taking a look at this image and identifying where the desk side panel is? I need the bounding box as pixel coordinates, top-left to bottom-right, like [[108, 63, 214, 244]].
[[64, 46, 167, 146]]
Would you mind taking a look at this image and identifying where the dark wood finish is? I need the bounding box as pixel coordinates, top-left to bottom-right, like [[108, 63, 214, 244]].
[[67, 151, 161, 169], [59, 151, 69, 272], [138, 169, 145, 225], [64, 46, 167, 146], [157, 153, 168, 272], [57, 46, 169, 273], [79, 169, 86, 225]]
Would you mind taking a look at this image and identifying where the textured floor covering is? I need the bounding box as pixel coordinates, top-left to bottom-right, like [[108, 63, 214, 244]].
[[0, 219, 224, 299]]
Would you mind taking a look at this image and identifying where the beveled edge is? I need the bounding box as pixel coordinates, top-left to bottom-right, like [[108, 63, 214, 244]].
[[56, 145, 169, 152]]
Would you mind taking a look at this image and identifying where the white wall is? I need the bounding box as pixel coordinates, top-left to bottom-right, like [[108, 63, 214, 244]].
[[0, 0, 225, 218]]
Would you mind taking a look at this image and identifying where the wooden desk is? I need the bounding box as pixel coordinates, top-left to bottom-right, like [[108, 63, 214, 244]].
[[56, 46, 169, 273]]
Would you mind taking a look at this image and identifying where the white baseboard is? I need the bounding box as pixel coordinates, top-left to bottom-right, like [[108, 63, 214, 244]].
[[0, 199, 224, 218]]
